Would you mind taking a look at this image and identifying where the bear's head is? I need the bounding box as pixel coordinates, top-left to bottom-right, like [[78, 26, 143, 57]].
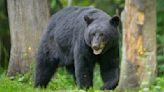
[[84, 15, 120, 55]]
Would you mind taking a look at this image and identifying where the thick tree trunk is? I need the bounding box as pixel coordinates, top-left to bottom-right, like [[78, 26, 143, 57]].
[[118, 0, 157, 91], [7, 0, 50, 76]]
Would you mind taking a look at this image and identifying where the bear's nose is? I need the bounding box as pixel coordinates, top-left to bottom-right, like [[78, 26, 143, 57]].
[[92, 45, 100, 50]]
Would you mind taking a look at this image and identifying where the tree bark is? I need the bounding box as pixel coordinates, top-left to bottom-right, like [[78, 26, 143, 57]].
[[7, 0, 50, 76], [118, 0, 157, 91]]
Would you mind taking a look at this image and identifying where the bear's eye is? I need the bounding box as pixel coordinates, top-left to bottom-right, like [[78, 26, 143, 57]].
[[91, 33, 95, 36], [100, 33, 103, 36]]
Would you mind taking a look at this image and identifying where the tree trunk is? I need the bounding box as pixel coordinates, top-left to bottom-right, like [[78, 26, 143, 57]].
[[118, 0, 157, 91], [7, 0, 50, 76], [67, 0, 72, 6]]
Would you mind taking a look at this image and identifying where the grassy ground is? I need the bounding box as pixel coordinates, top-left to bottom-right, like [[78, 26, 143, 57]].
[[0, 67, 164, 92], [0, 67, 103, 92]]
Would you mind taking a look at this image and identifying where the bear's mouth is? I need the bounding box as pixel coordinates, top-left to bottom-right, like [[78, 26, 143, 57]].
[[91, 42, 105, 55], [93, 48, 103, 55]]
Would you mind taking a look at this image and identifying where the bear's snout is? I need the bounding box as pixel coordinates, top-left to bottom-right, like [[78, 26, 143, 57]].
[[92, 44, 100, 50], [92, 43, 104, 55]]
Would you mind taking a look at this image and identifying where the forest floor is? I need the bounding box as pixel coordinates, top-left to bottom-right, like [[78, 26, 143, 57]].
[[0, 67, 164, 92]]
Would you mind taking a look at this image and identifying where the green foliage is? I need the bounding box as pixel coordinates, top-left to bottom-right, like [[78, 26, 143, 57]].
[[0, 0, 10, 70], [150, 77, 164, 92], [95, 0, 124, 15], [49, 0, 124, 15], [157, 0, 164, 76], [0, 41, 10, 69], [50, 0, 63, 14]]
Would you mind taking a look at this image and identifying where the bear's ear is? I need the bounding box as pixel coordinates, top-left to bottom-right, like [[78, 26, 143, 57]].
[[84, 15, 94, 25], [109, 16, 120, 27]]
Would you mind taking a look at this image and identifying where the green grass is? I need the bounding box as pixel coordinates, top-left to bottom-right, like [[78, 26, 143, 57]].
[[0, 67, 164, 92], [0, 67, 103, 92]]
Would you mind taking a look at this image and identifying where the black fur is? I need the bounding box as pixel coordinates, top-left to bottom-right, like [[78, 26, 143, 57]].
[[34, 6, 120, 90]]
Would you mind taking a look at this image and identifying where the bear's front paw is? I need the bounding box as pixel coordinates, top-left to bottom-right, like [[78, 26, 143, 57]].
[[100, 84, 114, 90], [100, 86, 109, 90]]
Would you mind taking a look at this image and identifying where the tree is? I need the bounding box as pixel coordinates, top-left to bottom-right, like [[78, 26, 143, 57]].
[[7, 0, 50, 76], [118, 0, 157, 91]]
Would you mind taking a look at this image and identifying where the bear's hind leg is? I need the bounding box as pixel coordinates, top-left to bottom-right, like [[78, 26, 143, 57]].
[[34, 54, 59, 88]]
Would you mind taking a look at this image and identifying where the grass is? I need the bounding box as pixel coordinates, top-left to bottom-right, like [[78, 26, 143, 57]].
[[0, 67, 103, 92], [0, 67, 164, 92]]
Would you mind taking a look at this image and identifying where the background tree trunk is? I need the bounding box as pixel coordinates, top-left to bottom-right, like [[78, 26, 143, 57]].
[[118, 0, 157, 91], [67, 0, 72, 6], [7, 0, 50, 76]]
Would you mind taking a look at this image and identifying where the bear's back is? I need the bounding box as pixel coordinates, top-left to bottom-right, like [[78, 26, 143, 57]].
[[44, 6, 110, 57], [47, 6, 110, 35]]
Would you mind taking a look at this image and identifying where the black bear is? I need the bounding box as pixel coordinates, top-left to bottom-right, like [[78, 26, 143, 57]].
[[34, 6, 120, 90]]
